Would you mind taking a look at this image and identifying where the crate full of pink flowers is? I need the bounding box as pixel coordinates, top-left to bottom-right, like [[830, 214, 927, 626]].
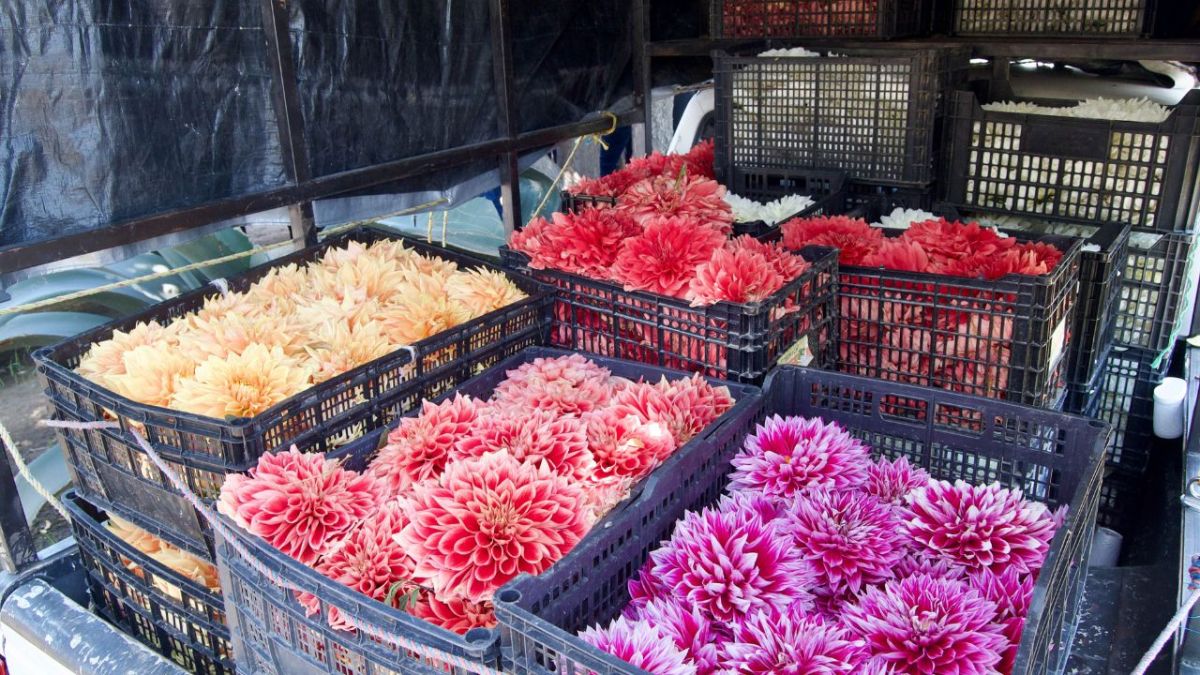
[[771, 213, 1082, 407], [501, 174, 839, 383], [495, 366, 1107, 675], [35, 225, 552, 560], [214, 347, 764, 674]]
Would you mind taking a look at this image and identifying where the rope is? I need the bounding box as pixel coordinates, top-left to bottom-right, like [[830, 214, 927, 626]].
[[525, 111, 620, 225], [1131, 573, 1200, 674], [40, 418, 503, 675], [0, 421, 69, 522], [0, 197, 453, 319]]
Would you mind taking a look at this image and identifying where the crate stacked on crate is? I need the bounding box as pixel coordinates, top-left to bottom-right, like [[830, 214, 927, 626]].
[[496, 367, 1107, 675], [215, 347, 765, 674], [945, 0, 1153, 37], [64, 492, 233, 675], [766, 212, 1082, 407], [713, 43, 969, 208], [1057, 345, 1173, 551], [37, 226, 552, 567], [711, 0, 929, 39], [937, 209, 1133, 411]]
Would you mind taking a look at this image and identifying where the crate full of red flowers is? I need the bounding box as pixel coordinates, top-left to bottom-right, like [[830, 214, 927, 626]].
[[771, 214, 1081, 406], [502, 172, 839, 383]]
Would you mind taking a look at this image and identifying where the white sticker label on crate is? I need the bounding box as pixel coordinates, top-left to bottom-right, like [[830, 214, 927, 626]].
[[1049, 317, 1067, 367], [778, 335, 814, 367]]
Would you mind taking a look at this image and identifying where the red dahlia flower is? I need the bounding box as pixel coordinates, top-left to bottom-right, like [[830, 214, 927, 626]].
[[687, 247, 785, 306], [452, 410, 594, 482], [492, 353, 615, 417], [297, 500, 414, 632], [618, 175, 734, 233], [780, 215, 884, 265], [905, 480, 1056, 575], [508, 208, 641, 279], [584, 407, 676, 480], [843, 573, 1006, 675], [219, 448, 383, 566], [367, 394, 481, 494], [612, 216, 726, 298], [726, 235, 811, 280], [396, 450, 587, 602], [410, 594, 497, 635]]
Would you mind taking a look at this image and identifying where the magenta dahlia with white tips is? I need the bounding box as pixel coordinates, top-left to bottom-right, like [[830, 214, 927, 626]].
[[864, 456, 931, 506], [650, 505, 814, 622], [781, 488, 908, 597], [716, 491, 783, 526], [634, 598, 724, 675], [718, 611, 864, 675], [905, 480, 1056, 575], [843, 573, 1007, 675], [729, 415, 870, 498], [581, 616, 697, 675]]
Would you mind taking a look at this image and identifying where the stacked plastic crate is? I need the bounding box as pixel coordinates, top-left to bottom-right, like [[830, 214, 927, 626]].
[[941, 70, 1200, 536]]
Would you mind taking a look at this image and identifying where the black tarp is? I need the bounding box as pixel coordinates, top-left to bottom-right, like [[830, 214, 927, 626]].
[[0, 0, 637, 249]]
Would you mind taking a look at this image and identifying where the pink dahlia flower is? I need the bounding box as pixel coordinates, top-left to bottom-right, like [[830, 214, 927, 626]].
[[410, 594, 497, 635], [782, 488, 907, 596], [969, 567, 1033, 622], [687, 247, 785, 307], [219, 448, 382, 566], [627, 558, 673, 616], [492, 353, 615, 417], [905, 480, 1056, 575], [584, 407, 676, 480], [719, 611, 864, 675], [894, 550, 969, 582], [726, 235, 811, 280], [655, 374, 734, 444], [396, 450, 587, 602], [864, 456, 931, 506], [843, 573, 1006, 675], [580, 617, 696, 675], [780, 215, 883, 265], [298, 500, 413, 632], [637, 598, 723, 675], [367, 394, 481, 494], [580, 475, 637, 522], [452, 410, 594, 482], [729, 415, 870, 499], [612, 215, 726, 298], [618, 174, 733, 233], [649, 505, 814, 621], [717, 491, 784, 526]]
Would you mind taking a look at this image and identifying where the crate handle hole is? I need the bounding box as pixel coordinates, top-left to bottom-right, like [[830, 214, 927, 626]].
[[495, 589, 521, 604]]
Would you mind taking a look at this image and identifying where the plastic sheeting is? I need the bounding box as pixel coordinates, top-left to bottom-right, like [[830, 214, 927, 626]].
[[0, 0, 636, 249]]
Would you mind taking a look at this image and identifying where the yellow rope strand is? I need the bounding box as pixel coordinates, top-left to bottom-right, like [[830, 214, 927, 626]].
[[0, 420, 68, 523]]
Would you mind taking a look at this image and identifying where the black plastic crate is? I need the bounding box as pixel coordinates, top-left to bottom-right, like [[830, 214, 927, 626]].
[[949, 0, 1152, 37], [216, 346, 764, 675], [765, 225, 1082, 406], [1084, 345, 1170, 476], [499, 244, 838, 383], [714, 45, 968, 186], [496, 366, 1107, 675], [711, 0, 928, 38], [65, 492, 233, 675], [939, 207, 1133, 391], [37, 225, 552, 560], [1114, 230, 1196, 352], [565, 168, 848, 237], [942, 87, 1200, 233]]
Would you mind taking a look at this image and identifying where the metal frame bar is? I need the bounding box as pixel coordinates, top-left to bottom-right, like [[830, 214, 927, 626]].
[[488, 0, 523, 235]]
